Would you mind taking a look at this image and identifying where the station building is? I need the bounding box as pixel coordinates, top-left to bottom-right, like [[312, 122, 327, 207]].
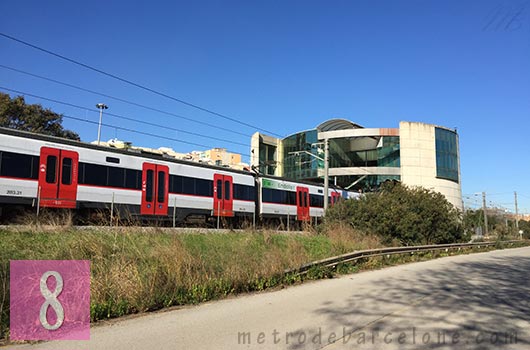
[[250, 119, 462, 210]]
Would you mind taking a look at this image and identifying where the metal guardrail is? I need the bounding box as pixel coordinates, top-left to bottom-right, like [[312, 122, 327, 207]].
[[288, 240, 526, 275]]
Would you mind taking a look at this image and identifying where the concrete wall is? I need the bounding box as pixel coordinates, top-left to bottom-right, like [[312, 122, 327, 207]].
[[399, 121, 463, 210]]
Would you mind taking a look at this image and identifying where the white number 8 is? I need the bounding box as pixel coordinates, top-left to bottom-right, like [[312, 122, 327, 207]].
[[39, 271, 64, 330]]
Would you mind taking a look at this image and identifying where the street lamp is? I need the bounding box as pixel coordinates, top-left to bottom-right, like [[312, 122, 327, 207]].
[[96, 103, 108, 145]]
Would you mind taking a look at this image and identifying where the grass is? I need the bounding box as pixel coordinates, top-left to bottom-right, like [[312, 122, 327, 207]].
[[0, 223, 382, 341], [1, 223, 526, 343]]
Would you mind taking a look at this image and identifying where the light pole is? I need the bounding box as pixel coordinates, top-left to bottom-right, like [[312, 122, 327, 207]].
[[323, 138, 329, 212], [288, 139, 330, 213], [96, 103, 108, 145]]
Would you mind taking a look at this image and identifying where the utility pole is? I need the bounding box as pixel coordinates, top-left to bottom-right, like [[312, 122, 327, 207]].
[[515, 191, 519, 231], [96, 103, 108, 145], [323, 138, 329, 213], [482, 192, 488, 237]]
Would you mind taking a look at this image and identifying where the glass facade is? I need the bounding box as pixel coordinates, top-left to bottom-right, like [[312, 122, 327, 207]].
[[280, 129, 401, 189], [328, 136, 400, 168], [435, 127, 459, 183], [258, 143, 277, 175], [282, 130, 320, 179]]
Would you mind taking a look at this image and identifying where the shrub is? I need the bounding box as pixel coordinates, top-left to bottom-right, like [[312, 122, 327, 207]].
[[326, 182, 466, 245]]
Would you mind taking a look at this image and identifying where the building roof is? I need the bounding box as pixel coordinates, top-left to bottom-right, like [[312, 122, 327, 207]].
[[316, 119, 364, 132]]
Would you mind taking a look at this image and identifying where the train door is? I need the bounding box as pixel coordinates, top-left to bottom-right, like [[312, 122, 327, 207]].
[[38, 147, 79, 208], [213, 174, 233, 217], [330, 191, 341, 206], [296, 186, 310, 221], [141, 163, 169, 215]]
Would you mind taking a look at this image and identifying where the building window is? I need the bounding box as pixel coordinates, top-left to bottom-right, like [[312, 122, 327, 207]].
[[259, 143, 277, 175], [435, 128, 459, 183]]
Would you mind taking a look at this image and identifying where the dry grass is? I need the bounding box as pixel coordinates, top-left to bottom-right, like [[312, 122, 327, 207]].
[[322, 222, 383, 254], [0, 224, 383, 340]]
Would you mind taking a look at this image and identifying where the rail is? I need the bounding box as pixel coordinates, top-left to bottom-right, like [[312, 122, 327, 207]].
[[288, 240, 527, 275]]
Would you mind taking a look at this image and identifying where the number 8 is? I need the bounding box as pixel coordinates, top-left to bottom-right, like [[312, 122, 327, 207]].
[[39, 271, 64, 330]]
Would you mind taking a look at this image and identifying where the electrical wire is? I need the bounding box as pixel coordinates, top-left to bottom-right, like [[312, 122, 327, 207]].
[[0, 32, 283, 137], [0, 86, 295, 167], [60, 113, 252, 157], [0, 86, 248, 148], [0, 64, 251, 138]]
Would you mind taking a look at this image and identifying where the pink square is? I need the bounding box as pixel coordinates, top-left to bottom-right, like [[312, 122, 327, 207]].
[[10, 260, 90, 340]]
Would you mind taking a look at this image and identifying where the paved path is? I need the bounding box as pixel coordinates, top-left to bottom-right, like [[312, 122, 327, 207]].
[[8, 247, 530, 350]]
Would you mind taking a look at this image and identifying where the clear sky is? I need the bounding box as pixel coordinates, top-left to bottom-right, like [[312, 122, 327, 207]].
[[0, 1, 529, 214]]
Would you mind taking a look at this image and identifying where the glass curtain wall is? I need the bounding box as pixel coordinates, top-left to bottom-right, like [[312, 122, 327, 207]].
[[283, 130, 319, 180], [435, 128, 459, 183], [328, 136, 400, 168]]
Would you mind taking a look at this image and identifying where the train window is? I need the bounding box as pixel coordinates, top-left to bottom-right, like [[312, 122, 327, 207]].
[[106, 157, 120, 164], [298, 191, 302, 207], [262, 188, 289, 204], [61, 158, 72, 185], [182, 176, 195, 195], [196, 178, 213, 197], [31, 156, 39, 179], [262, 188, 271, 202], [216, 179, 222, 199], [77, 163, 85, 183], [157, 171, 166, 203], [0, 151, 37, 179], [82, 163, 107, 186], [233, 184, 251, 201], [287, 191, 296, 205], [310, 194, 324, 208], [169, 175, 183, 194], [108, 167, 125, 188], [125, 169, 141, 189], [273, 189, 285, 204], [224, 180, 230, 200], [46, 156, 57, 184], [145, 169, 154, 202]]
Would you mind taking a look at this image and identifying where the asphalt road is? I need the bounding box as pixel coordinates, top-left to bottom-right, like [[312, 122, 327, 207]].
[[8, 247, 530, 350]]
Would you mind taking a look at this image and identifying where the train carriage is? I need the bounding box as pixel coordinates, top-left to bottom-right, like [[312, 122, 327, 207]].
[[0, 127, 255, 224], [257, 176, 354, 224]]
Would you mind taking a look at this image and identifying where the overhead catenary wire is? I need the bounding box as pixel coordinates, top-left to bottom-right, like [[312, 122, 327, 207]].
[[0, 86, 248, 148], [0, 32, 283, 137], [60, 113, 253, 158], [0, 64, 251, 138], [0, 87, 294, 166]]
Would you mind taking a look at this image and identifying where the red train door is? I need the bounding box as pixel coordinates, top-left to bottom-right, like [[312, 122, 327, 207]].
[[213, 174, 233, 217], [296, 186, 310, 221], [331, 191, 341, 206], [141, 163, 169, 215], [38, 147, 79, 208]]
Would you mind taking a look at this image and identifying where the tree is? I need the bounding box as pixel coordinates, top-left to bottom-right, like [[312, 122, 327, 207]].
[[326, 182, 466, 245], [0, 92, 80, 140]]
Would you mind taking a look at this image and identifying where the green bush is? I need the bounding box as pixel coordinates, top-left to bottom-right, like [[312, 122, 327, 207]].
[[326, 182, 466, 245]]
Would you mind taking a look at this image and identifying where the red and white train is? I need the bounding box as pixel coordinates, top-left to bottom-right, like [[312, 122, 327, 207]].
[[0, 127, 356, 225]]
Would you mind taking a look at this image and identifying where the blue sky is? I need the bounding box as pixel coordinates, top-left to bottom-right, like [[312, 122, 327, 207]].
[[0, 0, 529, 214]]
